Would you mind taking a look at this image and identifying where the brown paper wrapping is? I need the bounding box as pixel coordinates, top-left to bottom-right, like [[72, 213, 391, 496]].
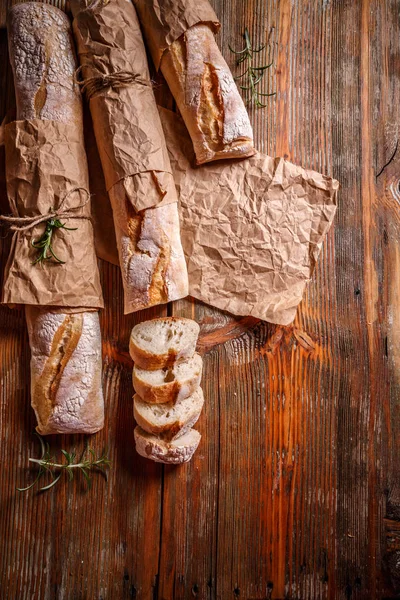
[[71, 0, 178, 212], [161, 109, 338, 325], [133, 0, 220, 70], [72, 0, 189, 315], [90, 108, 338, 325], [83, 104, 119, 266], [2, 119, 103, 309]]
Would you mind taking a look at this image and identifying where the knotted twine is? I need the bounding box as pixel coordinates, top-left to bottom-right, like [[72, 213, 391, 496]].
[[75, 65, 151, 100], [0, 187, 92, 232]]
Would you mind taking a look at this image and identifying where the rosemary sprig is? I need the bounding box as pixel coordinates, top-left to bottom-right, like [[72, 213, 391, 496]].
[[229, 28, 275, 108], [17, 434, 111, 493], [31, 215, 76, 265]]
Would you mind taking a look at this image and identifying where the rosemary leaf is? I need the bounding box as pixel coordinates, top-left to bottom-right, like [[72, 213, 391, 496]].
[[31, 215, 77, 265], [230, 27, 275, 108], [40, 473, 63, 492], [17, 435, 111, 494]]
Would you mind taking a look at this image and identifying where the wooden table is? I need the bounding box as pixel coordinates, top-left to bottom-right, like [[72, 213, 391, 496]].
[[1, 1, 399, 599]]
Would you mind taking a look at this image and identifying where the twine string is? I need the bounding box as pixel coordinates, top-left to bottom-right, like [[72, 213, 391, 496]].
[[0, 187, 91, 232], [75, 65, 151, 99], [85, 0, 110, 9]]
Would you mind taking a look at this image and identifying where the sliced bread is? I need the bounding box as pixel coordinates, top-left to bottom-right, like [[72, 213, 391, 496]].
[[134, 426, 201, 464], [134, 387, 204, 439], [133, 352, 202, 404], [129, 317, 200, 370]]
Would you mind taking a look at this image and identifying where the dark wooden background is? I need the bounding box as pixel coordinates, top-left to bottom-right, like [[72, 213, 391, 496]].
[[1, 0, 400, 598]]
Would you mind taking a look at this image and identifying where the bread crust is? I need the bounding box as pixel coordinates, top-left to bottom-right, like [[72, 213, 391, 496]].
[[26, 307, 104, 435], [129, 317, 199, 370], [129, 347, 193, 371], [133, 388, 204, 439], [132, 353, 202, 404], [161, 23, 255, 165], [112, 196, 188, 314], [8, 2, 82, 125], [134, 426, 201, 464]]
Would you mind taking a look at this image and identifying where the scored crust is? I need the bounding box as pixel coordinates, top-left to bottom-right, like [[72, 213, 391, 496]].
[[132, 352, 202, 404], [8, 2, 82, 125], [26, 307, 104, 435], [161, 23, 255, 165], [111, 196, 189, 314], [134, 426, 201, 464], [129, 317, 200, 370]]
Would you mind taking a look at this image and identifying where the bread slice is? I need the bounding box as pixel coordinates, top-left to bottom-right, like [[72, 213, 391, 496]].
[[134, 426, 201, 464], [129, 317, 200, 370], [133, 352, 202, 404], [134, 387, 204, 440]]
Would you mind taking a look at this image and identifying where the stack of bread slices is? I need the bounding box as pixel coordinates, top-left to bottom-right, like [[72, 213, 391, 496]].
[[130, 317, 204, 464]]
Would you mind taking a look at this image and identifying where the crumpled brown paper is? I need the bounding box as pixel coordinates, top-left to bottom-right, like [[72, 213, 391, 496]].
[[91, 108, 338, 325], [133, 0, 220, 70], [162, 109, 338, 324], [83, 103, 119, 266], [2, 119, 103, 309], [71, 0, 178, 213]]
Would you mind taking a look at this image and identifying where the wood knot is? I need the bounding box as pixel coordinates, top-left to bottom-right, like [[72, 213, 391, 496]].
[[263, 324, 317, 355], [293, 327, 316, 352]]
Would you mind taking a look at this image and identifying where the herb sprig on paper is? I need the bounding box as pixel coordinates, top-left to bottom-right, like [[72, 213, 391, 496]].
[[17, 434, 111, 493], [229, 28, 275, 108], [31, 216, 76, 265]]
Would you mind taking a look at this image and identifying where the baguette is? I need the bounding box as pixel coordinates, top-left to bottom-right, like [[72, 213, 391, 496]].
[[160, 23, 255, 165], [134, 426, 201, 464], [129, 317, 200, 370], [71, 0, 189, 314], [26, 307, 104, 435], [133, 387, 204, 439], [8, 3, 82, 125], [133, 352, 202, 404], [8, 2, 104, 434], [111, 194, 188, 313]]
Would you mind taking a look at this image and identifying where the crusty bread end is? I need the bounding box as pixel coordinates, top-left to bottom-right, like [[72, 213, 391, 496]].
[[134, 426, 201, 464]]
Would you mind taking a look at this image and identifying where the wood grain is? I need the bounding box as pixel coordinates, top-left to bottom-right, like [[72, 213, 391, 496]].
[[1, 0, 400, 599]]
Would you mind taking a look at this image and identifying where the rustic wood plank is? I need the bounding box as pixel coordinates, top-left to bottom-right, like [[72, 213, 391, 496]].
[[330, 0, 400, 597], [369, 0, 400, 596]]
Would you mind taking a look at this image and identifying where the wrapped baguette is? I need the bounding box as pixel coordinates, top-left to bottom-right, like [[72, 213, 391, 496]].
[[71, 0, 189, 313], [133, 0, 255, 165], [7, 2, 104, 435]]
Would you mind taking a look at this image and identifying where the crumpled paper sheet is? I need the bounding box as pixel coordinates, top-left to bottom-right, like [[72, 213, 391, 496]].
[[2, 119, 104, 309], [162, 109, 338, 324], [91, 108, 338, 325], [133, 0, 220, 70], [71, 0, 178, 213]]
